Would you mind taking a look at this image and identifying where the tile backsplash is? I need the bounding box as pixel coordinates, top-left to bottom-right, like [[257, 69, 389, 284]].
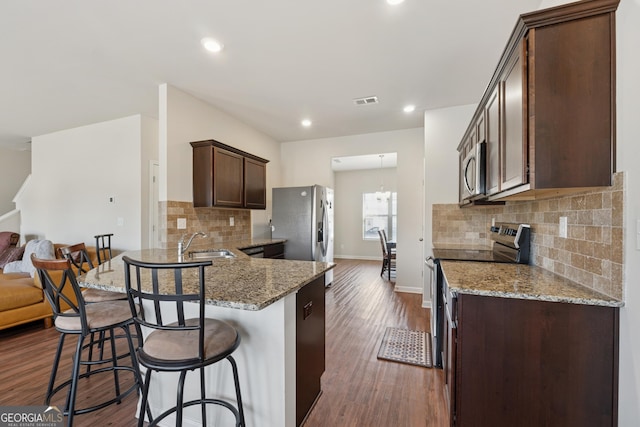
[[432, 172, 624, 300], [159, 201, 251, 249]]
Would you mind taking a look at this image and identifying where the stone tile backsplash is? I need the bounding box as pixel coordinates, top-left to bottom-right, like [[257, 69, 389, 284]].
[[432, 172, 624, 300], [159, 201, 251, 249]]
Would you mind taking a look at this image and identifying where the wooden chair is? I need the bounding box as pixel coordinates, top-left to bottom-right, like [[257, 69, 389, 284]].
[[123, 255, 246, 427], [31, 254, 142, 427], [378, 230, 396, 280]]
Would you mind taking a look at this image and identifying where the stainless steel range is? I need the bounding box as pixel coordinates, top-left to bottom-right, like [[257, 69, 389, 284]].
[[427, 222, 531, 368]]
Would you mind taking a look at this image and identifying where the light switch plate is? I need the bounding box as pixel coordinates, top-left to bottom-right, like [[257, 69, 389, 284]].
[[177, 218, 187, 229], [229, 216, 235, 226], [559, 216, 568, 238]]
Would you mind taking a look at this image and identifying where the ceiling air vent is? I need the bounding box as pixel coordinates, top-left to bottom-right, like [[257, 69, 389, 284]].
[[353, 96, 379, 106]]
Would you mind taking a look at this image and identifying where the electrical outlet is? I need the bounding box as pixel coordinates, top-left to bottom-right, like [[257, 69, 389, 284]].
[[177, 218, 187, 229], [117, 217, 124, 226], [559, 216, 568, 238], [229, 216, 234, 226]]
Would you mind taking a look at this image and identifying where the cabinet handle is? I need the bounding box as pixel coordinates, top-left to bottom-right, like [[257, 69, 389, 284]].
[[303, 301, 313, 319]]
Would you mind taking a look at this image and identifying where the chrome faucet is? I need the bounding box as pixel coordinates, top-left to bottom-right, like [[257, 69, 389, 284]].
[[178, 231, 207, 256]]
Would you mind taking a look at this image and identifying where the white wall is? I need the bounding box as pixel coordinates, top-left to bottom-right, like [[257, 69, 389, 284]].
[[423, 104, 476, 305], [334, 168, 397, 259], [159, 84, 283, 237], [614, 0, 640, 424], [17, 115, 147, 250], [0, 147, 31, 214], [281, 128, 424, 293]]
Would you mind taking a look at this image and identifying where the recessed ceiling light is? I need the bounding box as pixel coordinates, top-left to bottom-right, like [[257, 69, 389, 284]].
[[201, 37, 224, 53], [387, 0, 405, 5], [403, 104, 416, 113], [301, 119, 312, 127]]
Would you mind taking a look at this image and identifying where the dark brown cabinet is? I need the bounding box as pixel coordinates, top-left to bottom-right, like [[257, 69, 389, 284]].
[[244, 157, 267, 209], [191, 140, 269, 209], [500, 48, 526, 192], [296, 275, 325, 426], [458, 0, 619, 202], [263, 242, 284, 259], [485, 87, 500, 195], [442, 276, 619, 427]]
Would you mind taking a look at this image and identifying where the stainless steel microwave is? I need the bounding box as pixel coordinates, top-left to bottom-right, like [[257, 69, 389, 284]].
[[461, 141, 486, 200]]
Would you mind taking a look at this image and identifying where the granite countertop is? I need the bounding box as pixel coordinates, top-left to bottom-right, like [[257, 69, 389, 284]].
[[439, 260, 623, 307], [80, 240, 334, 311]]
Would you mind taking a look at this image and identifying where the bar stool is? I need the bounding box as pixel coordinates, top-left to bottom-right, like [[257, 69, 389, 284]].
[[59, 243, 128, 371], [122, 256, 245, 427], [31, 254, 142, 427], [94, 233, 113, 265], [58, 242, 126, 303]]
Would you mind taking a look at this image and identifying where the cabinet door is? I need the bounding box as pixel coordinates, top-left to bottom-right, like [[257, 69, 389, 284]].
[[263, 242, 284, 259], [500, 47, 527, 192], [445, 293, 458, 426], [213, 147, 244, 208], [485, 87, 500, 195], [193, 145, 214, 207], [296, 276, 326, 426], [476, 112, 485, 144], [244, 158, 267, 209]]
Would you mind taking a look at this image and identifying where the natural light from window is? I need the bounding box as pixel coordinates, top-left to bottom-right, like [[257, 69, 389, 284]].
[[362, 192, 397, 241]]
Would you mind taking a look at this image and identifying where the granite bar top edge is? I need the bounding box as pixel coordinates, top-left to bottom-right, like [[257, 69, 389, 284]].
[[80, 242, 334, 311], [439, 260, 624, 308]]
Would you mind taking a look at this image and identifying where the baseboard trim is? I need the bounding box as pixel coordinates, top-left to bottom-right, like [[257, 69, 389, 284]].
[[394, 286, 422, 295]]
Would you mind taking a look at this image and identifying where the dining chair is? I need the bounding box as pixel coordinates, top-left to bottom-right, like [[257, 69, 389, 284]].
[[378, 230, 396, 280]]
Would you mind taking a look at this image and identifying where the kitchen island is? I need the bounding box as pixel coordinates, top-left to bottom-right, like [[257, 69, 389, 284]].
[[80, 243, 334, 427], [439, 260, 622, 427]]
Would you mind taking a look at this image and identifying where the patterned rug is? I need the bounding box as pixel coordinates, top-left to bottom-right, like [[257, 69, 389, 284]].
[[377, 327, 432, 368]]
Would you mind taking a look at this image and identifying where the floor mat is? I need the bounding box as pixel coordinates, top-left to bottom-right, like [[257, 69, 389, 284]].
[[377, 327, 432, 368]]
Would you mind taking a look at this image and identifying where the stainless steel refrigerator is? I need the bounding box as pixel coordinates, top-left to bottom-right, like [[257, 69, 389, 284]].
[[272, 185, 334, 286]]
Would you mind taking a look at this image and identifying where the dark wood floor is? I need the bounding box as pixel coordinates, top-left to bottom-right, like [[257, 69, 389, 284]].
[[0, 259, 447, 426]]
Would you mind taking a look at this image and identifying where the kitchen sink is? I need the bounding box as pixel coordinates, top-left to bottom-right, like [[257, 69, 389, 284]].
[[188, 249, 236, 259]]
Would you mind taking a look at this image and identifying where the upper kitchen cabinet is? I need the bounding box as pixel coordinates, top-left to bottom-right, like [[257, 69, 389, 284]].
[[191, 140, 269, 209], [459, 0, 619, 202]]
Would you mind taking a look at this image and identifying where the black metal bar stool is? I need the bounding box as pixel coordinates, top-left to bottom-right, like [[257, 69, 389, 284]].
[[59, 242, 129, 372], [123, 255, 245, 427], [32, 254, 142, 427], [94, 233, 114, 265]]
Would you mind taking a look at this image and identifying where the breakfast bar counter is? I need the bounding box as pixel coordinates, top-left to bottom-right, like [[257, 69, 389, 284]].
[[81, 243, 333, 311], [80, 245, 334, 427]]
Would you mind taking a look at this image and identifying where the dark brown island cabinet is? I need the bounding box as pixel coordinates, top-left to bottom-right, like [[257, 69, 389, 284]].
[[296, 275, 325, 426], [458, 0, 619, 206], [442, 280, 619, 426], [191, 139, 268, 209]]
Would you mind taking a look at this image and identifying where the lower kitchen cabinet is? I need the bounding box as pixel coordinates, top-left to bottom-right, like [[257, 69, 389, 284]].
[[444, 290, 619, 427], [263, 242, 285, 259], [296, 276, 325, 426]]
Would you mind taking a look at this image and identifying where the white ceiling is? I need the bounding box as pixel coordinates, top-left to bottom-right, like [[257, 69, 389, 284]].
[[0, 0, 542, 151]]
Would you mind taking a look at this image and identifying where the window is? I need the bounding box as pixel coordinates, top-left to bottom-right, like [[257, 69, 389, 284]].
[[362, 192, 397, 241]]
